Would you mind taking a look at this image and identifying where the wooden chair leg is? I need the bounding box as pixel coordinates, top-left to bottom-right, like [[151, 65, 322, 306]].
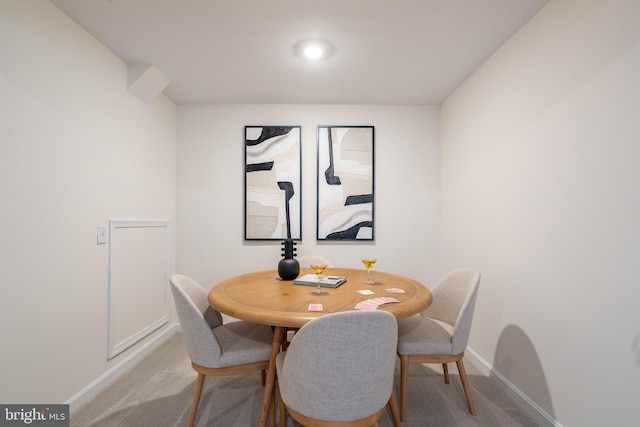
[[268, 387, 276, 427], [443, 363, 450, 384], [278, 388, 287, 427], [399, 355, 409, 422], [261, 369, 266, 386], [187, 373, 206, 427], [456, 359, 476, 415], [388, 388, 401, 427]]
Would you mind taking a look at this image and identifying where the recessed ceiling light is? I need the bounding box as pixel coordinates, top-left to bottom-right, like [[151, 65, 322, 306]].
[[293, 38, 335, 61]]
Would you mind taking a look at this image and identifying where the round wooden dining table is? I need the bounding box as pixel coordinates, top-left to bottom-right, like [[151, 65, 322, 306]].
[[208, 267, 433, 427]]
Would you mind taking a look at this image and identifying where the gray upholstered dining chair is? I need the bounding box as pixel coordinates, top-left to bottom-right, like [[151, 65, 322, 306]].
[[396, 267, 481, 420], [169, 274, 274, 427], [276, 310, 401, 427]]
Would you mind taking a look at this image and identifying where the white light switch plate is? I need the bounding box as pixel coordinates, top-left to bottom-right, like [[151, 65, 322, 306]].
[[97, 225, 107, 244]]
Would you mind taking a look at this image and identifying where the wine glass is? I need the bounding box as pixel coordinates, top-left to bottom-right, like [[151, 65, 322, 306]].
[[361, 258, 377, 285], [310, 264, 328, 295]]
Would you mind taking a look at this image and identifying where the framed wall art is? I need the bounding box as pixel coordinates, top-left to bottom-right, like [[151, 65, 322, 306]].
[[316, 126, 374, 240], [244, 126, 301, 240]]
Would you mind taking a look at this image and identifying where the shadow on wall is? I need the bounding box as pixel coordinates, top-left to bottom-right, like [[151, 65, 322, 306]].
[[633, 330, 640, 367], [493, 324, 555, 420]]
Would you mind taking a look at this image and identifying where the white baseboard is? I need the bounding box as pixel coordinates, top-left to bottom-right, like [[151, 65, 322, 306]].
[[66, 323, 180, 413], [465, 347, 563, 427]]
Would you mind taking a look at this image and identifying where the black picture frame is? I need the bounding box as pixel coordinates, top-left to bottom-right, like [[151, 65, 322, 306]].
[[316, 126, 374, 240], [244, 126, 302, 240]]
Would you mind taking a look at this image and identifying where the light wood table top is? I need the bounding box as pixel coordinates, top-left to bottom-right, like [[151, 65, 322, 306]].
[[208, 267, 432, 427], [208, 267, 433, 328]]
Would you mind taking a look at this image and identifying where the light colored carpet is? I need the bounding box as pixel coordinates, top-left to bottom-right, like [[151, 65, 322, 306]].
[[71, 333, 541, 426]]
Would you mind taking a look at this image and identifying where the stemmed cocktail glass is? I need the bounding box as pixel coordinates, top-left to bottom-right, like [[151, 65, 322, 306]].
[[310, 264, 328, 295], [361, 258, 377, 285]]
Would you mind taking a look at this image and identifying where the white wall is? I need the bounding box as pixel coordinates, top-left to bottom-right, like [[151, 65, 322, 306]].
[[441, 1, 640, 426], [0, 1, 176, 405], [176, 104, 441, 290]]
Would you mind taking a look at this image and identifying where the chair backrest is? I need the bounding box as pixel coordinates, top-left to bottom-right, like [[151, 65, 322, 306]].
[[296, 255, 334, 268], [278, 310, 397, 422], [421, 268, 480, 354], [170, 274, 224, 368]]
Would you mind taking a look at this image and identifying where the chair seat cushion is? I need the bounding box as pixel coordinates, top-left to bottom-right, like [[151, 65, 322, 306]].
[[397, 315, 455, 356], [213, 321, 273, 368]]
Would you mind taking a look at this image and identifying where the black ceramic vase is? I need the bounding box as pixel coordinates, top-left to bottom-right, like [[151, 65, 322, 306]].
[[278, 239, 299, 280]]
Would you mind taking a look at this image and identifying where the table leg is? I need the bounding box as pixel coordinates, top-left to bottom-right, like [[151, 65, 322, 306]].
[[259, 326, 285, 427], [389, 387, 401, 427]]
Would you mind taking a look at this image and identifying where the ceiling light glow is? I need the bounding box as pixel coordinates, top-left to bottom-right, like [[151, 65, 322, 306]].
[[304, 45, 324, 59], [294, 38, 334, 61]]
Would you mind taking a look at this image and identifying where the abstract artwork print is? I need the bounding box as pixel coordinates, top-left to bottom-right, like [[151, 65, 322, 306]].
[[245, 126, 301, 240], [317, 126, 374, 240]]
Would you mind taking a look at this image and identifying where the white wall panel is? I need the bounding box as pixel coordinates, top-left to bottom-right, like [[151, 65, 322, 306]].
[[108, 220, 170, 359]]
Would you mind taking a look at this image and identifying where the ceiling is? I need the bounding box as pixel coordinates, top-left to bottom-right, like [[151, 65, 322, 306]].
[[50, 0, 548, 105]]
